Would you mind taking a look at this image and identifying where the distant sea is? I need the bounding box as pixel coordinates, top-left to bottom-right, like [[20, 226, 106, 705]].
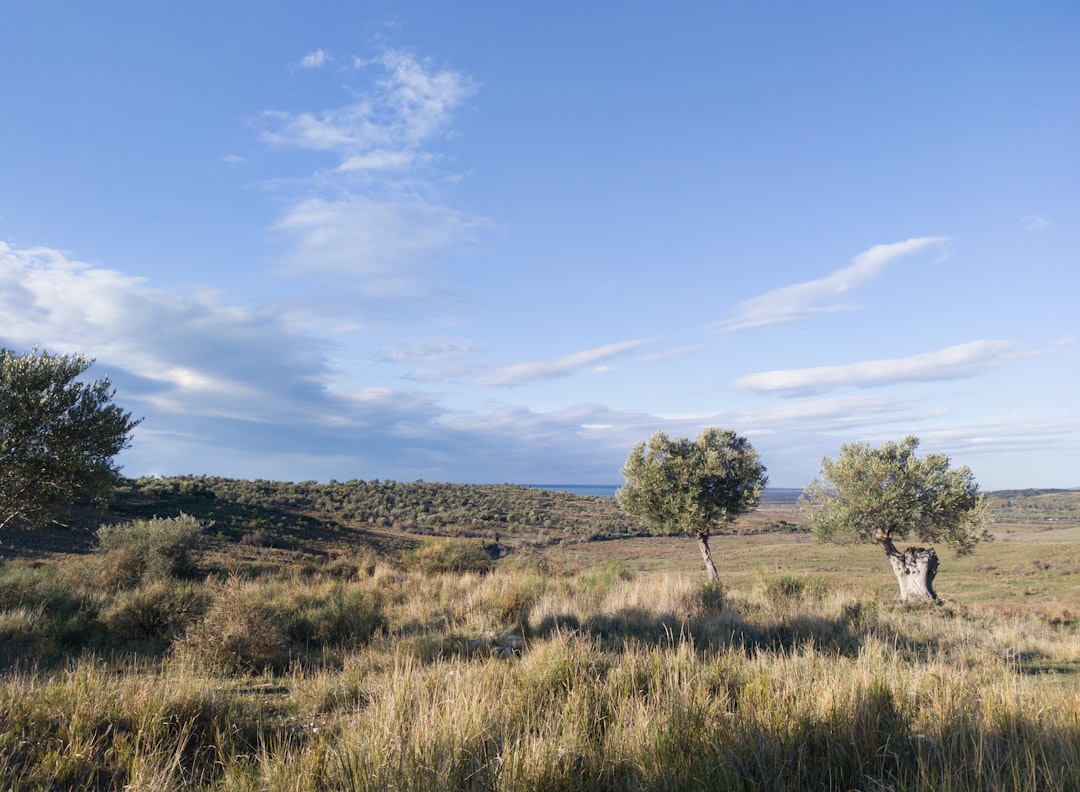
[[526, 484, 804, 504]]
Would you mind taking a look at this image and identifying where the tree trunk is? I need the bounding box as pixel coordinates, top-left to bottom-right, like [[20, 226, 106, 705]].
[[880, 538, 939, 602], [697, 531, 719, 582]]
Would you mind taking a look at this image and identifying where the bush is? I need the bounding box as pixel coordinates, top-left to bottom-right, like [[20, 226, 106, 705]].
[[760, 573, 829, 605], [99, 578, 209, 640], [403, 539, 493, 575], [0, 561, 102, 664], [174, 576, 289, 675], [95, 514, 206, 588], [282, 583, 386, 648], [682, 579, 726, 618]]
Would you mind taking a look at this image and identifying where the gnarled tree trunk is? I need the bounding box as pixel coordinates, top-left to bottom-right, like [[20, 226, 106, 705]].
[[697, 530, 719, 582], [880, 538, 939, 602]]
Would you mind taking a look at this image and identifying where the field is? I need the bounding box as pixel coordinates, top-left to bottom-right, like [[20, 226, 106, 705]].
[[0, 481, 1077, 790]]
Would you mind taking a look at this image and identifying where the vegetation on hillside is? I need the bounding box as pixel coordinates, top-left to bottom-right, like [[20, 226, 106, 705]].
[[109, 476, 647, 544]]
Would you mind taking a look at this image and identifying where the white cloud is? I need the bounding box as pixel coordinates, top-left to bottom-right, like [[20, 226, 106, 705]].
[[0, 242, 329, 422], [262, 48, 475, 168], [1021, 215, 1050, 231], [478, 339, 652, 386], [274, 194, 485, 279], [717, 237, 949, 332], [297, 49, 330, 69], [643, 344, 703, 363], [730, 340, 1015, 395], [259, 47, 487, 314]]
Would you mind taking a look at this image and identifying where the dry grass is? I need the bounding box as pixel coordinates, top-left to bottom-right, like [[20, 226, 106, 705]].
[[0, 535, 1078, 790]]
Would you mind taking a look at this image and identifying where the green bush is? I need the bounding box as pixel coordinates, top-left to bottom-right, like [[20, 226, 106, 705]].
[[684, 579, 726, 617], [403, 539, 493, 575], [95, 514, 206, 588], [760, 573, 829, 604], [283, 583, 386, 648]]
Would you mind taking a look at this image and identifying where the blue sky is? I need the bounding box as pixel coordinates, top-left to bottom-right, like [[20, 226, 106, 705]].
[[2, 1, 1077, 489]]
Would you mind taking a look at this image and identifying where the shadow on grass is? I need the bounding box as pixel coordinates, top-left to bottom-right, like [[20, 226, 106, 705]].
[[529, 597, 952, 664]]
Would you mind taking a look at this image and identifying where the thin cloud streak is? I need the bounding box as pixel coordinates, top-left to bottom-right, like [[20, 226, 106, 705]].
[[478, 339, 652, 386], [717, 237, 949, 332], [730, 340, 1015, 395]]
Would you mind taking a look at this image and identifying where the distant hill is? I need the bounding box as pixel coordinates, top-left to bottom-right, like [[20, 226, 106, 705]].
[[2, 477, 1076, 562]]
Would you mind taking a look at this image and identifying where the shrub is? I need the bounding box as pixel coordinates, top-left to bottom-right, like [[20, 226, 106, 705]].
[[95, 514, 206, 588], [99, 578, 209, 640], [173, 576, 289, 674], [282, 583, 386, 648], [403, 539, 493, 575], [760, 573, 829, 605], [0, 561, 102, 664], [682, 579, 726, 617]]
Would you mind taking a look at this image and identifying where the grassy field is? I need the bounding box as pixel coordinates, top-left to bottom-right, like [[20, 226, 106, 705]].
[[0, 487, 1077, 790]]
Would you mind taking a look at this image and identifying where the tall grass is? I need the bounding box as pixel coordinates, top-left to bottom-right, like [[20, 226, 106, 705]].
[[0, 552, 1077, 790]]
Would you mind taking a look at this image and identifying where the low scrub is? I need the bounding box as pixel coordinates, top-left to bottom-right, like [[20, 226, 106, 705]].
[[173, 576, 291, 674], [98, 578, 208, 640], [94, 514, 205, 588], [403, 538, 494, 575]]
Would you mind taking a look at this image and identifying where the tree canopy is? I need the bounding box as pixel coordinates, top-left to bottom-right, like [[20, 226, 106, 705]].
[[1, 348, 140, 530], [617, 428, 768, 580], [801, 435, 990, 553], [800, 435, 990, 601]]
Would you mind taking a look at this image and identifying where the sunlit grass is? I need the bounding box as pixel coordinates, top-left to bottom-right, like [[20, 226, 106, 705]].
[[1, 540, 1077, 790]]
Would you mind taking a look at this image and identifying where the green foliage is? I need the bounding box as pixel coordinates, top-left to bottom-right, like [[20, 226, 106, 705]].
[[801, 435, 992, 554], [683, 579, 727, 616], [617, 427, 768, 537], [95, 514, 206, 588], [0, 348, 140, 530], [0, 561, 102, 664]]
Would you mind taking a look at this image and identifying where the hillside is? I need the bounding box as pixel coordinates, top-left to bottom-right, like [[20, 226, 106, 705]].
[[3, 477, 1078, 563]]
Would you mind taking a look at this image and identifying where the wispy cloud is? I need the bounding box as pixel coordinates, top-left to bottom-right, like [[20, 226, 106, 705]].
[[257, 48, 487, 319], [1021, 215, 1050, 231], [262, 49, 475, 171], [730, 340, 1015, 396], [377, 338, 483, 382], [478, 339, 651, 386], [643, 344, 703, 363], [297, 49, 329, 70], [717, 237, 949, 332], [273, 194, 485, 279]]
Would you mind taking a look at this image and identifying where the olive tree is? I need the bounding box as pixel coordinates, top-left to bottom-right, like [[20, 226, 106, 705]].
[[1, 348, 140, 530], [800, 436, 990, 603], [617, 428, 768, 581]]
